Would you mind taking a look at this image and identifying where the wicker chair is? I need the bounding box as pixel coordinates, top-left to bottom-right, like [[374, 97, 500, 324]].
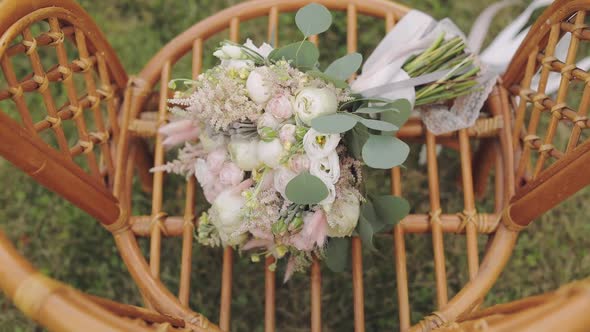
[[0, 0, 588, 331]]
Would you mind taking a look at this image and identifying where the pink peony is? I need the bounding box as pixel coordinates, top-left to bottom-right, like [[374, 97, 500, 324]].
[[289, 154, 310, 173], [206, 148, 227, 174], [218, 162, 244, 186], [279, 124, 296, 144], [266, 94, 293, 119], [159, 119, 200, 147]]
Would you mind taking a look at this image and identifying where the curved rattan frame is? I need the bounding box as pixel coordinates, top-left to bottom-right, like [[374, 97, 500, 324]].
[[1, 0, 590, 331]]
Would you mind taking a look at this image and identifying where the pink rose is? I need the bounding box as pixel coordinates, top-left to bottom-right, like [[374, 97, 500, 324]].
[[289, 154, 310, 173], [266, 94, 293, 119], [218, 162, 244, 186], [206, 148, 227, 174], [279, 124, 296, 144]]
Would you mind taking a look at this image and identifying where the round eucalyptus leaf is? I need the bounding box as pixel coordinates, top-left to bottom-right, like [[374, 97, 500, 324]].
[[372, 195, 410, 225], [268, 41, 319, 70], [285, 171, 329, 204], [324, 53, 363, 80], [362, 135, 410, 169], [311, 113, 358, 134], [380, 99, 413, 128], [295, 3, 333, 37], [360, 119, 398, 132]]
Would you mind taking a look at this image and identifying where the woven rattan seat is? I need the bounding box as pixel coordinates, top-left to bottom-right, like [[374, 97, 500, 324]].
[[0, 0, 589, 331]]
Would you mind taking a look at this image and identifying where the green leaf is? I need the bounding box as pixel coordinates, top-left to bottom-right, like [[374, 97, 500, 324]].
[[357, 214, 376, 250], [324, 53, 363, 80], [285, 171, 329, 204], [360, 119, 398, 132], [344, 124, 369, 159], [311, 113, 358, 134], [372, 195, 410, 227], [355, 106, 399, 115], [380, 99, 413, 128], [325, 237, 350, 272], [295, 3, 332, 37], [361, 201, 386, 233], [362, 135, 410, 169], [268, 41, 319, 70], [307, 70, 348, 89]]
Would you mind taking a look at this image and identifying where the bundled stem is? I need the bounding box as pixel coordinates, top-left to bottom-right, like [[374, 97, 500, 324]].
[[403, 33, 480, 106]]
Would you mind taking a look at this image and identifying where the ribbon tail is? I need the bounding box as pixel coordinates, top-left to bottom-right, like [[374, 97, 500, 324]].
[[468, 0, 517, 53]]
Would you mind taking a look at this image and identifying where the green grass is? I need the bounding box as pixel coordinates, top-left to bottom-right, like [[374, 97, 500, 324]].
[[1, 1, 590, 331]]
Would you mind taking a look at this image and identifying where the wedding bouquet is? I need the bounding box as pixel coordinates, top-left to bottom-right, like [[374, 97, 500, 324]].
[[155, 4, 482, 280]]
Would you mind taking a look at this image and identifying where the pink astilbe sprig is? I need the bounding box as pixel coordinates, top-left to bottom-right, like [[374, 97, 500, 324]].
[[150, 142, 205, 177], [159, 119, 201, 148], [289, 210, 328, 251]]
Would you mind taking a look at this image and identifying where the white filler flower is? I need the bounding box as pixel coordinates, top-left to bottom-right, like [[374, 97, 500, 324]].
[[303, 128, 341, 160]]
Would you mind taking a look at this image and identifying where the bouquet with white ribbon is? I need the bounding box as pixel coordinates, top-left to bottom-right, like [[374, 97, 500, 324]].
[[154, 3, 486, 280]]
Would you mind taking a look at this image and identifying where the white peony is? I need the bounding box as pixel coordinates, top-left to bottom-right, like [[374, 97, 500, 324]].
[[247, 69, 271, 104], [310, 151, 340, 185], [257, 139, 284, 168], [326, 190, 361, 237], [303, 128, 341, 159], [194, 158, 212, 187], [293, 87, 338, 125], [228, 137, 260, 171], [266, 94, 293, 119], [210, 187, 249, 246]]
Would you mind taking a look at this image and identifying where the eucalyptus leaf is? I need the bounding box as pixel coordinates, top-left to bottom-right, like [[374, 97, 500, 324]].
[[360, 119, 398, 132], [307, 70, 349, 89], [357, 215, 376, 250], [324, 53, 362, 80], [285, 171, 329, 204], [362, 135, 410, 169], [325, 237, 350, 272], [361, 201, 385, 233], [355, 106, 399, 115], [295, 3, 333, 37], [372, 195, 410, 226], [268, 41, 319, 70], [344, 124, 369, 159], [380, 99, 413, 128], [311, 113, 358, 134]]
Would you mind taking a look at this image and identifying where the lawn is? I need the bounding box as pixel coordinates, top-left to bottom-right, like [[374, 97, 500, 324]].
[[1, 0, 589, 331]]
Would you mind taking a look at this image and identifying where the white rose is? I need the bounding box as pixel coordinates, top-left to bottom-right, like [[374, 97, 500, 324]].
[[326, 190, 360, 237], [247, 69, 271, 104], [210, 186, 249, 246], [244, 38, 274, 58], [273, 166, 297, 199], [257, 139, 284, 168], [228, 137, 260, 171], [310, 151, 340, 184], [293, 87, 338, 125], [303, 128, 341, 159]]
